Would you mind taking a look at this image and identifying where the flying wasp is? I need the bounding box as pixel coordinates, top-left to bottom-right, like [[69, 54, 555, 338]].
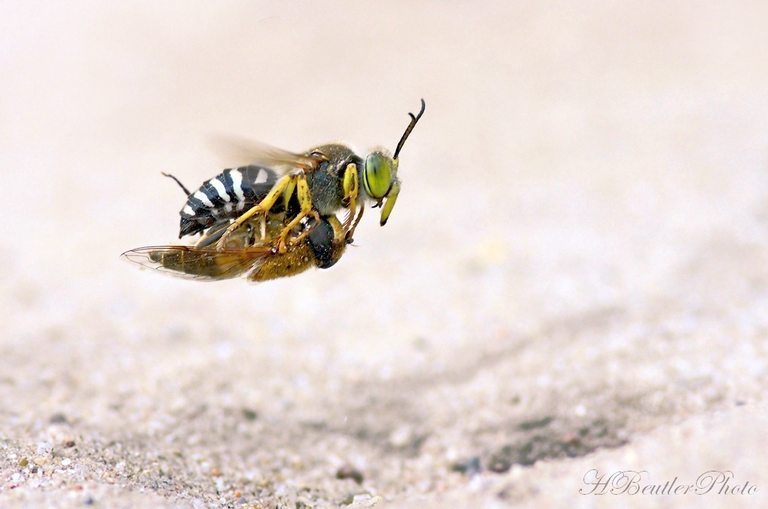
[[121, 212, 356, 282], [174, 99, 425, 253]]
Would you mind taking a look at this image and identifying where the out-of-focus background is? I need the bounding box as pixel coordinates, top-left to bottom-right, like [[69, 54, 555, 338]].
[[2, 1, 768, 508]]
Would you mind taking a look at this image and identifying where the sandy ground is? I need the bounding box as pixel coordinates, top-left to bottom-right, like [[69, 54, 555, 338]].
[[2, 1, 768, 508]]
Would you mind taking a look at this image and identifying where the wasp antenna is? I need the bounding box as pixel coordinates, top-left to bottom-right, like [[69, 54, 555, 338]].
[[162, 172, 192, 196], [394, 98, 426, 160]]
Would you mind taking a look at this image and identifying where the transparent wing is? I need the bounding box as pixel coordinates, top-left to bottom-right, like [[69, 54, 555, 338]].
[[210, 135, 326, 174], [121, 245, 272, 281]]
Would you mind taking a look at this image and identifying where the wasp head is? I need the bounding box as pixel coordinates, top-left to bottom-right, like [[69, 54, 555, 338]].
[[364, 99, 425, 226]]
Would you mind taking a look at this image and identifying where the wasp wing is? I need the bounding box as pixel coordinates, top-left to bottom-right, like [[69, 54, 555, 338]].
[[121, 245, 273, 281], [210, 135, 325, 174]]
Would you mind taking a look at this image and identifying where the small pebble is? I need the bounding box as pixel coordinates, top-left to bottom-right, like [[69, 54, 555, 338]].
[[451, 456, 482, 476], [336, 465, 364, 484], [488, 446, 513, 473], [49, 413, 69, 424], [350, 494, 381, 507], [388, 426, 413, 448], [241, 408, 258, 421]]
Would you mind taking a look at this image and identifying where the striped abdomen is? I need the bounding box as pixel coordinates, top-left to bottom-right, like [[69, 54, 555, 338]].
[[178, 165, 278, 238]]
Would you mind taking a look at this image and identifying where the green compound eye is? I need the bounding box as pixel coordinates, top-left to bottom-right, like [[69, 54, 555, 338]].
[[363, 153, 393, 199]]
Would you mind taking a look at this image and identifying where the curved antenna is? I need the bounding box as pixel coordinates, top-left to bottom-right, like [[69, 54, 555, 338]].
[[394, 98, 426, 159], [161, 172, 192, 196]]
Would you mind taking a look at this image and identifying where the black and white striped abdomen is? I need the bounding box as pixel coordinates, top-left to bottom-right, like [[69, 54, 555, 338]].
[[178, 165, 278, 238]]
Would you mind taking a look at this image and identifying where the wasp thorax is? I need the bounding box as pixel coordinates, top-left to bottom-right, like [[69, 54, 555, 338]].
[[363, 151, 395, 200]]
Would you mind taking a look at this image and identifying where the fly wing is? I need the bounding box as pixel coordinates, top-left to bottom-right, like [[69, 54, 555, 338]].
[[211, 135, 326, 174], [121, 245, 272, 281]]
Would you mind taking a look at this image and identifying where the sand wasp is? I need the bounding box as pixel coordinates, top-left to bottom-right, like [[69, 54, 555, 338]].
[[123, 100, 424, 282], [174, 99, 426, 253], [121, 212, 355, 282]]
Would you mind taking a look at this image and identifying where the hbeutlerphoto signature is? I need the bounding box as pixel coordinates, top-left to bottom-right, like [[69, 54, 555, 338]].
[[579, 469, 757, 496]]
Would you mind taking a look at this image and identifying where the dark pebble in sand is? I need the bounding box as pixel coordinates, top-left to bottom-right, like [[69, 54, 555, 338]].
[[49, 413, 69, 425], [451, 456, 482, 475], [335, 465, 364, 484]]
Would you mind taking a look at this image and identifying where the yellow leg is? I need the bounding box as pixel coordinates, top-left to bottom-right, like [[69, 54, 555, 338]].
[[341, 163, 359, 231], [285, 210, 322, 246], [282, 178, 297, 210], [215, 175, 295, 251], [274, 176, 314, 253]]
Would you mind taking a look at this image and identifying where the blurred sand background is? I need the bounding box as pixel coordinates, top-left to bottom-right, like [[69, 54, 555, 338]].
[[2, 1, 768, 508]]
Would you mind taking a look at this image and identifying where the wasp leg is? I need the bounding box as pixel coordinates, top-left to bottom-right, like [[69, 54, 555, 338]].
[[285, 210, 322, 246], [215, 174, 296, 251], [282, 178, 297, 211], [273, 176, 314, 253], [345, 203, 365, 244], [341, 163, 359, 231]]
